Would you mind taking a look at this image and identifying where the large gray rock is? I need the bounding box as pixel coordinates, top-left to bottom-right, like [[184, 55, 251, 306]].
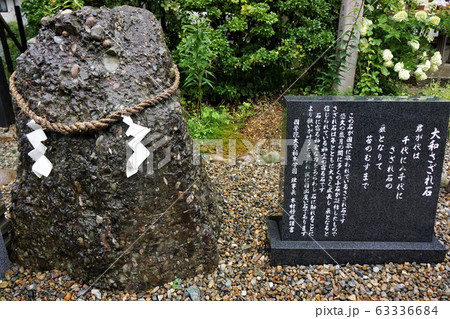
[[10, 6, 221, 289]]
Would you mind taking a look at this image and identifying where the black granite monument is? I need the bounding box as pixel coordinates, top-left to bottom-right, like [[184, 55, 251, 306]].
[[268, 96, 449, 265], [0, 199, 10, 278]]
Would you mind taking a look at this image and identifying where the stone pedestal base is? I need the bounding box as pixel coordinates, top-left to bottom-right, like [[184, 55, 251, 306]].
[[0, 201, 11, 278], [0, 201, 10, 247], [0, 232, 10, 279], [267, 217, 448, 265]]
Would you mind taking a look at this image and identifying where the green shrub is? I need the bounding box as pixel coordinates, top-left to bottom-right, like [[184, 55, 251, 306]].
[[89, 0, 340, 102], [169, 0, 341, 102], [21, 0, 342, 103], [437, 9, 450, 35]]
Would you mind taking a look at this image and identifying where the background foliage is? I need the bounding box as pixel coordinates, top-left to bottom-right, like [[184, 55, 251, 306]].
[[18, 0, 449, 138], [1, 22, 35, 77], [21, 0, 85, 34], [353, 0, 445, 95], [21, 0, 341, 103]]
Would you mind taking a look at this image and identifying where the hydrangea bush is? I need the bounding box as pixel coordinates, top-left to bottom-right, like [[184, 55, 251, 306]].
[[355, 0, 446, 95]]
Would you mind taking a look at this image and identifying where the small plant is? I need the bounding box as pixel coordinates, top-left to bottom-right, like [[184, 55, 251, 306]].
[[176, 14, 216, 112], [171, 278, 182, 290], [420, 81, 450, 99], [234, 102, 256, 124], [186, 106, 233, 139]]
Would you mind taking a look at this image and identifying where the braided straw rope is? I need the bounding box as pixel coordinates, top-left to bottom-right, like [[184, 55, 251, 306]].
[[9, 65, 180, 135]]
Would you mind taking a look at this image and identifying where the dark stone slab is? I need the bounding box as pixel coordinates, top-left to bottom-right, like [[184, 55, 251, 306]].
[[268, 96, 449, 265], [0, 202, 10, 278], [0, 230, 10, 279], [268, 217, 447, 265]]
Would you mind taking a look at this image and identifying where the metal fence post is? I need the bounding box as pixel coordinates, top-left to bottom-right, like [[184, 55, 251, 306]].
[[14, 3, 27, 51], [0, 18, 14, 73], [0, 56, 14, 127]]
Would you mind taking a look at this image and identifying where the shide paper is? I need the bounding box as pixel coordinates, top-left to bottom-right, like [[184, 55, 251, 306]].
[[123, 115, 150, 177], [26, 120, 53, 178]]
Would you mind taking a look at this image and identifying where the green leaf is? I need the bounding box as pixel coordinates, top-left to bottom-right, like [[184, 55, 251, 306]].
[[372, 39, 382, 46]]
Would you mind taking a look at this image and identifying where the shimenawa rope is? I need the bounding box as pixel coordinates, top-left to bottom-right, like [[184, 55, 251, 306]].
[[9, 65, 180, 135]]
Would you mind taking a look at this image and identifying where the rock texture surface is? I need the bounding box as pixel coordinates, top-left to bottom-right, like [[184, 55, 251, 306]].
[[10, 6, 221, 289]]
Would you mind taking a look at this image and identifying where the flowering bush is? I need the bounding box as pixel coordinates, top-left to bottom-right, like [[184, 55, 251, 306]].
[[354, 0, 447, 95]]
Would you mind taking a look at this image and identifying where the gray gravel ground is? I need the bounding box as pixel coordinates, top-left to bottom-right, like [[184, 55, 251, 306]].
[[0, 125, 449, 300], [0, 127, 18, 212]]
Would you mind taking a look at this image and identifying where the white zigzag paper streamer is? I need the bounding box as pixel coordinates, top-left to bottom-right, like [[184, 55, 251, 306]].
[[26, 120, 53, 178], [123, 116, 151, 178]]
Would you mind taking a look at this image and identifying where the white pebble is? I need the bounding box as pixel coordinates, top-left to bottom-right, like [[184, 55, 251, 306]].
[[61, 9, 73, 15], [91, 289, 101, 299]]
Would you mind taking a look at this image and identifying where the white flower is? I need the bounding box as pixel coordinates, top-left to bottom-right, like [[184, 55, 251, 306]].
[[429, 64, 439, 72], [418, 60, 431, 72], [414, 67, 428, 81], [431, 51, 442, 66], [382, 49, 394, 61], [394, 62, 404, 72], [415, 11, 428, 22], [384, 60, 394, 68], [427, 34, 435, 42], [429, 16, 441, 26], [360, 18, 373, 36], [359, 38, 369, 51], [364, 18, 373, 26], [399, 69, 411, 80], [408, 40, 420, 51], [361, 25, 368, 36], [423, 51, 428, 58], [393, 11, 408, 22]]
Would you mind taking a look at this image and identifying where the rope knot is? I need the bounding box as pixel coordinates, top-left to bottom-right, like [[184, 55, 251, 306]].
[[10, 65, 180, 135]]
